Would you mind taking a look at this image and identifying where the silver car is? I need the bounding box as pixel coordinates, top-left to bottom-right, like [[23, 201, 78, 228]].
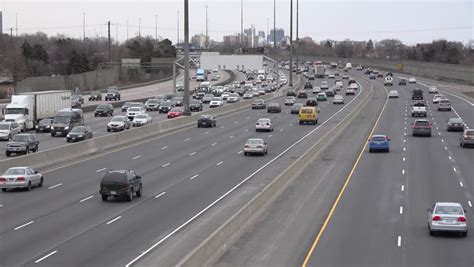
[[460, 129, 474, 148], [255, 118, 274, 132], [284, 96, 296, 106], [438, 99, 451, 111], [333, 95, 344, 104], [428, 202, 467, 237], [243, 138, 268, 156], [0, 167, 44, 191], [0, 121, 21, 141]]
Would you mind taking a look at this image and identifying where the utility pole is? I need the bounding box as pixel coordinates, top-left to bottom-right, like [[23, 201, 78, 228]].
[[183, 0, 191, 116], [296, 0, 299, 73], [107, 21, 111, 62], [273, 0, 276, 49], [240, 0, 243, 49], [83, 13, 86, 41], [126, 20, 129, 40], [15, 13, 18, 37], [205, 5, 208, 50], [266, 18, 269, 45], [10, 28, 13, 43], [138, 17, 141, 38], [289, 0, 293, 87], [155, 14, 158, 41], [116, 23, 118, 45], [177, 11, 180, 44]]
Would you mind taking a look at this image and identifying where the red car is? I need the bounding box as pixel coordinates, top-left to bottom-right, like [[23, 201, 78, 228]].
[[167, 107, 183, 119], [377, 73, 384, 78]]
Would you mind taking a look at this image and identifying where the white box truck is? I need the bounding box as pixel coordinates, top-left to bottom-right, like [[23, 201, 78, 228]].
[[315, 65, 325, 78], [3, 90, 71, 131]]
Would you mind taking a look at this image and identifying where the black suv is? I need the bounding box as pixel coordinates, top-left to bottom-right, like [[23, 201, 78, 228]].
[[197, 115, 216, 128], [105, 87, 121, 101], [412, 89, 423, 100], [99, 170, 142, 202], [94, 104, 114, 117], [6, 134, 39, 156], [89, 91, 102, 101], [286, 91, 297, 97], [190, 100, 203, 112], [304, 81, 313, 89], [297, 91, 308, 99]]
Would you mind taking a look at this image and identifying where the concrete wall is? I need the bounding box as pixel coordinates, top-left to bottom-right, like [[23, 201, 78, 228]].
[[201, 55, 263, 70]]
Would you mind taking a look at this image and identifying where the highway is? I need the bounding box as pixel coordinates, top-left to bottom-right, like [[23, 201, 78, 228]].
[[215, 70, 474, 267]]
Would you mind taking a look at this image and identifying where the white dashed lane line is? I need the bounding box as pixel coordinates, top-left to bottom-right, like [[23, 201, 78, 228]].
[[154, 192, 166, 199], [237, 151, 243, 154], [189, 152, 196, 156], [229, 136, 234, 139], [34, 250, 58, 263], [397, 236, 402, 247], [189, 175, 199, 180], [48, 183, 63, 190], [14, 220, 34, 231], [460, 182, 464, 187], [79, 195, 94, 203], [211, 143, 217, 146], [401, 185, 405, 192], [132, 155, 142, 160], [216, 161, 223, 166], [204, 131, 209, 135], [399, 206, 403, 215], [161, 146, 168, 150], [184, 138, 191, 142], [106, 216, 122, 225], [162, 163, 171, 168], [469, 201, 473, 208], [96, 168, 107, 173]]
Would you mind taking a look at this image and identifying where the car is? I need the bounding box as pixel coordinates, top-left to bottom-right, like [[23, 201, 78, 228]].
[[384, 76, 393, 86], [348, 78, 357, 85], [291, 103, 304, 114], [299, 106, 319, 125], [377, 73, 384, 78], [287, 91, 297, 97], [297, 91, 308, 99], [388, 90, 399, 98], [438, 99, 452, 111], [284, 96, 296, 106], [190, 100, 204, 112], [369, 74, 376, 80], [256, 118, 274, 132], [325, 90, 335, 98], [5, 134, 39, 156], [197, 115, 216, 128], [399, 79, 407, 86], [386, 72, 393, 77], [145, 99, 160, 111], [71, 94, 84, 104], [460, 129, 474, 148], [105, 87, 121, 101], [243, 138, 268, 156], [368, 134, 390, 152], [159, 101, 174, 113], [227, 93, 240, 103], [312, 87, 321, 94], [342, 74, 349, 79], [243, 92, 254, 99], [446, 118, 465, 132], [35, 119, 53, 133], [320, 81, 329, 90], [126, 107, 145, 120], [428, 202, 467, 237], [364, 69, 371, 75], [409, 77, 417, 83], [132, 114, 153, 127], [432, 94, 445, 104], [328, 73, 335, 79], [412, 89, 424, 100], [252, 99, 266, 109], [335, 80, 344, 89], [349, 83, 359, 90], [317, 93, 327, 101], [267, 103, 282, 113], [0, 167, 43, 192], [308, 75, 315, 81], [333, 95, 344, 104], [94, 104, 114, 117], [0, 121, 21, 141], [202, 94, 215, 104], [209, 97, 224, 108], [121, 102, 133, 112], [176, 82, 184, 92], [345, 88, 356, 95], [168, 107, 183, 119], [66, 126, 93, 142], [304, 81, 313, 89], [356, 65, 363, 71], [412, 119, 432, 137], [221, 93, 230, 100], [372, 70, 379, 74], [252, 89, 260, 97], [89, 91, 102, 101], [306, 97, 318, 107], [107, 116, 131, 132], [411, 101, 427, 117], [428, 86, 438, 94], [99, 170, 142, 202]]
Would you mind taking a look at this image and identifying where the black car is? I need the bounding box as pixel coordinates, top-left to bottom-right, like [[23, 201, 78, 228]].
[[412, 89, 423, 100], [325, 90, 335, 97], [267, 103, 282, 113], [89, 91, 102, 101], [5, 134, 39, 156], [364, 69, 371, 75], [304, 82, 313, 89], [190, 100, 203, 112], [308, 75, 315, 80], [297, 91, 308, 99], [66, 126, 93, 142], [287, 91, 297, 97], [159, 101, 174, 113], [94, 104, 114, 117], [173, 96, 184, 107], [291, 103, 304, 114], [348, 79, 357, 85], [121, 102, 132, 112], [399, 79, 407, 86], [72, 94, 84, 104], [197, 115, 216, 128], [105, 87, 121, 101], [99, 170, 142, 202], [306, 98, 318, 107], [36, 118, 53, 133]]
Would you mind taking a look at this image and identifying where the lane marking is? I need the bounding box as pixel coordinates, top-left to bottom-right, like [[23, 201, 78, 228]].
[[48, 183, 63, 190], [162, 163, 171, 168], [79, 195, 94, 203], [441, 139, 444, 143], [403, 147, 406, 151], [204, 131, 209, 135], [400, 206, 403, 215], [244, 129, 249, 132], [402, 169, 405, 175], [401, 185, 405, 191], [106, 216, 122, 225], [184, 138, 191, 142], [246, 116, 250, 119], [468, 201, 473, 208], [444, 146, 448, 150], [453, 167, 457, 172], [460, 182, 464, 187], [268, 134, 273, 138], [211, 143, 217, 146], [189, 151, 196, 156], [234, 121, 239, 124], [14, 220, 34, 231], [189, 175, 199, 180], [220, 126, 224, 128], [161, 146, 168, 150], [216, 161, 223, 166], [229, 135, 234, 139], [34, 250, 58, 263], [402, 157, 406, 162], [96, 168, 107, 173], [237, 150, 243, 154], [280, 128, 284, 132], [449, 156, 452, 160], [155, 192, 166, 199], [397, 236, 402, 247], [132, 155, 142, 160]]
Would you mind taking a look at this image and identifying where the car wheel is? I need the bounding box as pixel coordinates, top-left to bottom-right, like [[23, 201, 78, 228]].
[[369, 148, 373, 153], [462, 231, 468, 237], [244, 152, 248, 156], [136, 184, 142, 197], [1, 188, 7, 192], [126, 189, 133, 201], [101, 194, 108, 201], [386, 148, 390, 153], [38, 177, 43, 187], [34, 145, 39, 152], [26, 181, 32, 191], [5, 151, 10, 157]]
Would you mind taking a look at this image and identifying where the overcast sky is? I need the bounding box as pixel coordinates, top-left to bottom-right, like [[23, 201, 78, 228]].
[[1, 0, 472, 45]]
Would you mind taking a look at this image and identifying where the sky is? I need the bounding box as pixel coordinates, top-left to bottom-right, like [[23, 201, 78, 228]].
[[0, 0, 472, 45]]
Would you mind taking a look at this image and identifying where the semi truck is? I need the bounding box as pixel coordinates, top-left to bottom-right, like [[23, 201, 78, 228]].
[[3, 90, 71, 131]]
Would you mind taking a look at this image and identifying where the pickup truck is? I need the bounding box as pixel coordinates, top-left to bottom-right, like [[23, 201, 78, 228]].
[[411, 103, 427, 117], [5, 133, 39, 156]]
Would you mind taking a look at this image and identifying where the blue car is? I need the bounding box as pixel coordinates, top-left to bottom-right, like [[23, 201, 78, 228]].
[[368, 134, 390, 152]]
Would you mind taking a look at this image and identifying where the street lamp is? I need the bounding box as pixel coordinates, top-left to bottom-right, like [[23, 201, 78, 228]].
[[183, 0, 191, 115]]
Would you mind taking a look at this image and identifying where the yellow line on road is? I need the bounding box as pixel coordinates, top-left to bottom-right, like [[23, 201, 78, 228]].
[[301, 83, 389, 267]]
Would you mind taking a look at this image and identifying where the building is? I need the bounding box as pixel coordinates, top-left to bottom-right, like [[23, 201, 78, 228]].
[[269, 28, 285, 46], [223, 34, 240, 47], [191, 34, 208, 49]]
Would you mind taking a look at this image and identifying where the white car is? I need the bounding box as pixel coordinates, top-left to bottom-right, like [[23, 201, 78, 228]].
[[428, 202, 467, 237], [328, 73, 335, 79], [252, 90, 260, 97], [284, 96, 296, 105], [221, 93, 230, 100], [409, 77, 417, 83], [126, 107, 146, 120], [321, 81, 329, 90], [255, 118, 274, 132], [243, 92, 254, 99], [107, 116, 131, 132], [345, 88, 356, 95], [279, 78, 288, 84], [342, 75, 349, 79], [145, 99, 160, 111], [209, 97, 224, 108], [0, 167, 43, 191], [388, 90, 399, 98], [349, 83, 359, 90], [0, 121, 21, 141], [333, 95, 344, 104], [335, 81, 344, 88], [312, 87, 322, 94], [428, 86, 438, 94], [243, 138, 268, 156], [132, 114, 153, 127], [227, 93, 240, 103], [432, 94, 445, 104]]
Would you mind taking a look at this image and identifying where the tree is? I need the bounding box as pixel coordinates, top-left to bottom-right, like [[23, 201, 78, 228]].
[[366, 39, 374, 51], [325, 40, 333, 48], [67, 50, 91, 74]]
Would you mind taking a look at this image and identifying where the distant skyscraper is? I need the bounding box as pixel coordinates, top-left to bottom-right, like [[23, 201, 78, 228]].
[[0, 11, 3, 36], [269, 28, 285, 45]]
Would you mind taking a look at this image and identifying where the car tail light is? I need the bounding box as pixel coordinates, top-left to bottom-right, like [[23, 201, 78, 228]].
[[0, 177, 6, 182], [257, 145, 263, 148], [458, 217, 466, 222], [245, 145, 250, 148], [266, 123, 270, 126], [432, 216, 441, 221], [16, 177, 25, 181]]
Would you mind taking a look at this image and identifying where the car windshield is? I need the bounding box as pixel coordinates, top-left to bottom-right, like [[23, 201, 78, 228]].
[[247, 139, 263, 145], [372, 136, 386, 141], [12, 135, 29, 142], [101, 172, 127, 184], [39, 119, 53, 125], [212, 97, 221, 101], [97, 105, 108, 109], [170, 108, 181, 112], [4, 168, 26, 175], [449, 118, 463, 123], [191, 100, 201, 104], [111, 117, 124, 122], [0, 124, 10, 130], [71, 127, 86, 133], [135, 115, 147, 119], [300, 108, 314, 114], [466, 130, 474, 136], [435, 205, 463, 215], [128, 108, 141, 112], [415, 121, 429, 126], [147, 100, 159, 104], [54, 116, 71, 124], [122, 102, 132, 107], [161, 101, 172, 106], [258, 119, 270, 123]]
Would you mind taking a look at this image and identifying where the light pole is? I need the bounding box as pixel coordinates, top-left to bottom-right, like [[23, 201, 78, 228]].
[[177, 11, 180, 44], [155, 14, 158, 41], [138, 17, 141, 38], [296, 0, 299, 73], [240, 0, 243, 49], [205, 5, 208, 50], [289, 0, 293, 87], [183, 0, 191, 116], [274, 0, 276, 50], [83, 12, 86, 41]]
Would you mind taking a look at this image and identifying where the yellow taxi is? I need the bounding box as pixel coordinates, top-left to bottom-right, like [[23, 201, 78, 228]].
[[299, 106, 319, 125]]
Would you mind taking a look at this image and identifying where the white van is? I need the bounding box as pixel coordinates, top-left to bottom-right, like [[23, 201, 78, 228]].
[[384, 76, 393, 86], [345, 63, 352, 69]]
